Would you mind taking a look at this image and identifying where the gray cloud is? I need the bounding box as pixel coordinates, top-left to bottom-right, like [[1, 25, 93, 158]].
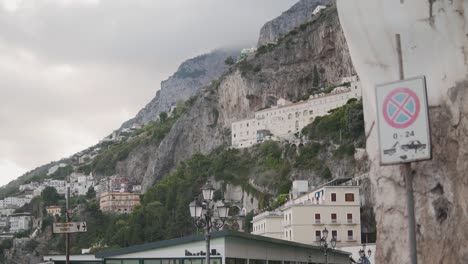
[[0, 0, 297, 186]]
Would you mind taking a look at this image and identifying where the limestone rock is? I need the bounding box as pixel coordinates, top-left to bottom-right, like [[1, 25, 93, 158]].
[[257, 0, 334, 46], [122, 49, 238, 128], [337, 0, 468, 262]]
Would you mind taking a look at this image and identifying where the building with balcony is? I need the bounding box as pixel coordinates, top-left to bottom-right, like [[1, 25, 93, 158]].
[[99, 192, 140, 214], [252, 179, 361, 247], [231, 76, 362, 149]]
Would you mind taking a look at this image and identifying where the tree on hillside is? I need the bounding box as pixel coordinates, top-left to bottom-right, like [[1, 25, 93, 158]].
[[86, 187, 96, 199], [159, 112, 168, 122], [41, 187, 62, 206], [224, 56, 235, 65]]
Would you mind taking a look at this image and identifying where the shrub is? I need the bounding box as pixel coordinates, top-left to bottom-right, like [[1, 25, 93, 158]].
[[224, 56, 235, 65]]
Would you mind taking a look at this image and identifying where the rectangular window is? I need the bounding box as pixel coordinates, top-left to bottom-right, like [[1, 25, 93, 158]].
[[122, 261, 139, 264], [289, 230, 292, 240], [345, 193, 355, 202], [348, 230, 354, 241], [315, 230, 321, 241], [331, 213, 337, 224], [250, 260, 266, 264], [347, 213, 353, 223], [226, 259, 247, 264], [331, 193, 336, 202], [315, 213, 321, 224], [332, 230, 337, 239], [269, 261, 281, 264]]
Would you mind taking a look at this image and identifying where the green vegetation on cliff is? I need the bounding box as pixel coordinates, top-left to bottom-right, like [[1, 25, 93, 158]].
[[82, 102, 190, 176]]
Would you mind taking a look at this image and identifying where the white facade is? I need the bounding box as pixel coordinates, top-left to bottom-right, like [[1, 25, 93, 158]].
[[252, 183, 361, 247], [312, 5, 327, 16], [9, 213, 32, 233], [19, 182, 39, 192], [251, 211, 283, 239], [0, 217, 8, 229], [1, 197, 32, 209], [0, 208, 15, 216], [131, 185, 142, 193], [43, 179, 67, 195], [33, 185, 46, 197], [69, 173, 95, 196], [292, 180, 309, 199], [231, 77, 362, 148]]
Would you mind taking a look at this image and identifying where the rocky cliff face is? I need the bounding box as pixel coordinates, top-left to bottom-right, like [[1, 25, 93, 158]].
[[337, 0, 468, 263], [257, 0, 334, 46], [122, 49, 238, 128], [126, 5, 357, 190]]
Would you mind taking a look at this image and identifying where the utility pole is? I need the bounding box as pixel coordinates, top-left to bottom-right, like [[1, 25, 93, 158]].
[[66, 183, 70, 264], [395, 33, 418, 264]]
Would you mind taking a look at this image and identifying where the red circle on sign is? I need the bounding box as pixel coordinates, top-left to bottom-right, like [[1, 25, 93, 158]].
[[382, 88, 420, 129]]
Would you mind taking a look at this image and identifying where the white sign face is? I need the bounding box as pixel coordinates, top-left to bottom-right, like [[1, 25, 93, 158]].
[[53, 222, 87, 234], [375, 76, 431, 165]]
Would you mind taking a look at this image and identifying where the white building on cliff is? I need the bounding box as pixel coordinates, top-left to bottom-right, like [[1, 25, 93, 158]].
[[231, 76, 362, 148], [252, 179, 361, 247]]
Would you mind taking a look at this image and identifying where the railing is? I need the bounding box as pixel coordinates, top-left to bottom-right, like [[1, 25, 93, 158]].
[[314, 219, 322, 224], [348, 236, 354, 241], [331, 219, 338, 224]]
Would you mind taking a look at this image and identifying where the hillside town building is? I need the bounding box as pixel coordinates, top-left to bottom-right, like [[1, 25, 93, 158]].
[[98, 176, 134, 195], [252, 179, 361, 247], [231, 76, 362, 149], [99, 191, 140, 214], [19, 182, 40, 192], [9, 213, 32, 233], [43, 179, 67, 195], [46, 206, 62, 216], [0, 208, 15, 216], [69, 173, 95, 196], [0, 197, 32, 209]]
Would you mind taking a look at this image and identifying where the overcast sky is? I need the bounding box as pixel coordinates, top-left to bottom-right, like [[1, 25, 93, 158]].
[[0, 0, 298, 186]]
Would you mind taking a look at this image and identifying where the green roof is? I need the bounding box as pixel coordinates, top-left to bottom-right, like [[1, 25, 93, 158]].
[[95, 230, 350, 258]]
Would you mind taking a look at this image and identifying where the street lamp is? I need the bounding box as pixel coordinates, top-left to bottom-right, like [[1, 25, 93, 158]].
[[319, 227, 337, 264], [189, 181, 230, 264], [358, 244, 372, 264]]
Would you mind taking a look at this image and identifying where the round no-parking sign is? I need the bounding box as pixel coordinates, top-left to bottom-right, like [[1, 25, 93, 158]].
[[382, 88, 420, 129], [375, 76, 431, 165]]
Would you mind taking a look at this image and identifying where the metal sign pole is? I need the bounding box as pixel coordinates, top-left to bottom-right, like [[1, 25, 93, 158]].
[[66, 184, 70, 264], [396, 33, 418, 264]]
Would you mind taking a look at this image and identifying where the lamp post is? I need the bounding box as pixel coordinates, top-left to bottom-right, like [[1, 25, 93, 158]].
[[189, 181, 230, 264], [358, 244, 372, 264], [319, 227, 337, 264]]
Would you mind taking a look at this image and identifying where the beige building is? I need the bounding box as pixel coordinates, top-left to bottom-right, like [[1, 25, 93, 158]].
[[232, 76, 362, 149], [99, 192, 140, 214], [252, 180, 361, 247], [251, 211, 283, 239], [46, 206, 62, 216]]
